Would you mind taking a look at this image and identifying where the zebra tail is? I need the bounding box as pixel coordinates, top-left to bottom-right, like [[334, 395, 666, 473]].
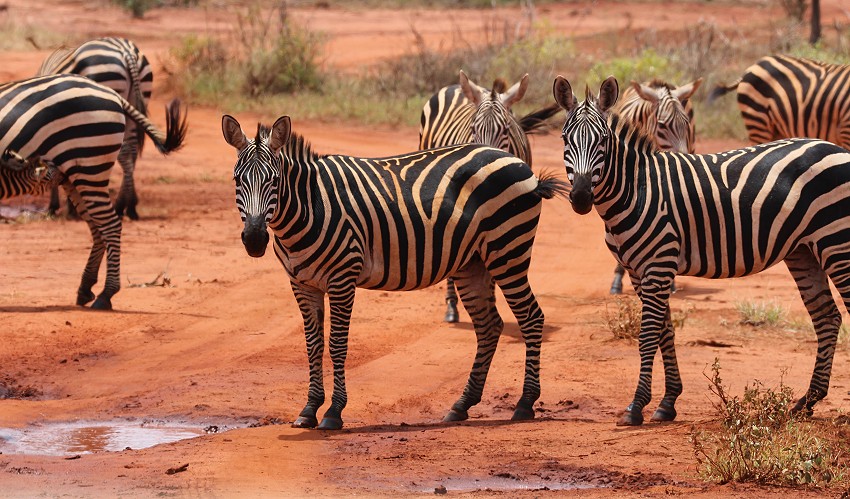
[[707, 77, 741, 104], [534, 171, 570, 200], [518, 103, 562, 135], [119, 96, 188, 155], [122, 50, 149, 155]]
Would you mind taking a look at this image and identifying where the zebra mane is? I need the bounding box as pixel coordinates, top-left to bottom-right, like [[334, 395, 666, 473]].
[[491, 78, 507, 98], [255, 124, 321, 163], [644, 78, 676, 91], [608, 110, 658, 153]]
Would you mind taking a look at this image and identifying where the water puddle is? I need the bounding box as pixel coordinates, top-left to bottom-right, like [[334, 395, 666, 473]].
[[0, 421, 210, 456], [415, 476, 600, 493], [0, 203, 49, 221]]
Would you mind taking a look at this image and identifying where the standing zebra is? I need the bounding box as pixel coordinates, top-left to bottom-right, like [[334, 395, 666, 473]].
[[38, 37, 153, 220], [0, 74, 186, 310], [709, 55, 850, 149], [608, 78, 702, 294], [554, 75, 850, 425], [223, 114, 567, 430], [0, 152, 63, 198], [419, 70, 560, 322]]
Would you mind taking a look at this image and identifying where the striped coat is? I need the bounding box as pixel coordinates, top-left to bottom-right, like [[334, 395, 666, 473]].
[[223, 114, 567, 429], [555, 75, 850, 426]]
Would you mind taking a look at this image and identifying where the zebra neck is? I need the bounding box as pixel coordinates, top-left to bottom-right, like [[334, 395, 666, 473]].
[[271, 155, 325, 246], [595, 114, 656, 222]]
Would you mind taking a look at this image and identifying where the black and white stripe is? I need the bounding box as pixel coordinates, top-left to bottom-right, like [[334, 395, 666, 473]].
[[608, 78, 701, 294], [223, 114, 567, 430], [709, 54, 850, 149], [1, 74, 186, 309], [38, 37, 153, 219], [0, 152, 62, 198], [419, 71, 559, 322], [555, 75, 850, 426]]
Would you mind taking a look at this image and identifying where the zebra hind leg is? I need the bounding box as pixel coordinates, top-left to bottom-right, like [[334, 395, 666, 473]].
[[786, 247, 842, 416], [444, 277, 459, 323], [610, 263, 625, 294], [114, 137, 139, 220], [444, 259, 503, 422]]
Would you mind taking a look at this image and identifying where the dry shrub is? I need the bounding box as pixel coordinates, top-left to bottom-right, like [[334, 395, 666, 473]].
[[605, 297, 642, 341]]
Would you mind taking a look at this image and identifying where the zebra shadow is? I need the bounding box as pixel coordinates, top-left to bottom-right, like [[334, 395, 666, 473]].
[[0, 305, 156, 314], [447, 322, 561, 342]]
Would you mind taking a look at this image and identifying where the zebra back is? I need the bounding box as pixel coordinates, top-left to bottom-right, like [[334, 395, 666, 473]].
[[709, 55, 850, 148], [611, 78, 700, 153]]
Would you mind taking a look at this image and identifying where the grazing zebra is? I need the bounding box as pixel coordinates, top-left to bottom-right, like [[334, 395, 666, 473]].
[[223, 114, 567, 430], [709, 55, 850, 149], [38, 37, 153, 220], [554, 74, 850, 426], [608, 78, 702, 295], [0, 152, 63, 198], [0, 74, 187, 310], [419, 70, 560, 322]]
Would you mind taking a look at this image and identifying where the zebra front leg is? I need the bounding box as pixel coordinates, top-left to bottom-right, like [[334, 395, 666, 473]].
[[785, 247, 842, 416], [114, 137, 139, 220], [444, 277, 459, 323], [317, 281, 357, 430], [619, 274, 673, 426], [291, 283, 326, 428], [650, 306, 682, 422], [445, 260, 503, 421]]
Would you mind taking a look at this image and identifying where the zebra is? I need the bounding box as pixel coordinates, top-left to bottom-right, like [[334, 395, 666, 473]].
[[608, 78, 702, 295], [553, 74, 850, 426], [38, 37, 153, 220], [709, 54, 850, 149], [0, 74, 187, 310], [0, 151, 63, 198], [223, 113, 567, 430], [419, 70, 560, 322]]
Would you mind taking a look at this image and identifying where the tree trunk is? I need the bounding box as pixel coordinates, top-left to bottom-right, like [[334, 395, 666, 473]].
[[810, 0, 821, 44]]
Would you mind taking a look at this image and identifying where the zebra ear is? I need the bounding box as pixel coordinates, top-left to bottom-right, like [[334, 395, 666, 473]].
[[459, 70, 484, 105], [269, 116, 291, 153], [597, 76, 619, 112], [222, 115, 248, 151], [502, 74, 529, 108], [632, 81, 659, 104], [552, 76, 577, 114], [672, 78, 703, 102]]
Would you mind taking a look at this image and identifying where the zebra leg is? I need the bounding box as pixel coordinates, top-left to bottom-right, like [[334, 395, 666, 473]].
[[650, 306, 682, 422], [444, 259, 503, 422], [114, 137, 139, 220], [610, 263, 625, 294], [619, 273, 674, 426], [444, 277, 459, 323], [490, 264, 545, 421], [317, 281, 357, 430], [785, 247, 842, 416], [48, 186, 60, 217], [64, 183, 107, 307], [291, 283, 326, 429]]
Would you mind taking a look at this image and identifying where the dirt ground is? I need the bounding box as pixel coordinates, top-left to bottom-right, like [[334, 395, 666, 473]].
[[2, 1, 850, 497]]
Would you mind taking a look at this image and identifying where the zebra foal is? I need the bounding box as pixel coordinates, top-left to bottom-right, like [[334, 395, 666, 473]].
[[419, 70, 559, 322], [554, 74, 850, 426], [0, 74, 187, 309], [223, 114, 567, 430], [38, 37, 153, 219], [0, 152, 63, 198], [608, 78, 702, 294], [710, 55, 850, 149]]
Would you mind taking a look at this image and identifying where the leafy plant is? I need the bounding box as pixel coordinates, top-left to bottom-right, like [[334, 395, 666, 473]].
[[735, 300, 786, 327]]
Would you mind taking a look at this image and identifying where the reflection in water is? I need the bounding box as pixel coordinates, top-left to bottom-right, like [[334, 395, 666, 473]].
[[0, 422, 206, 456]]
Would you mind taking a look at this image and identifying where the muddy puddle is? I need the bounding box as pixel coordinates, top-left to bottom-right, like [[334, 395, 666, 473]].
[[0, 421, 212, 456], [419, 475, 599, 493]]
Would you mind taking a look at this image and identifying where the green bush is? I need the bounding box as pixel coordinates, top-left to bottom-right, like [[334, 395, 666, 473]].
[[690, 360, 849, 487], [735, 300, 786, 328]]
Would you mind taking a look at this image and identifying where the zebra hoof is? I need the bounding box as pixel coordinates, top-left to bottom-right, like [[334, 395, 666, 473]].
[[790, 397, 814, 417], [317, 416, 343, 430], [91, 296, 113, 311], [609, 284, 622, 295], [127, 209, 140, 221], [292, 415, 318, 428], [443, 408, 468, 422], [511, 405, 535, 421], [650, 402, 677, 422], [444, 305, 459, 323], [76, 290, 95, 306], [616, 406, 644, 426]]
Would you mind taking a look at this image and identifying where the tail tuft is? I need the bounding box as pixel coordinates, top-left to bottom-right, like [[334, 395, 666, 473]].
[[161, 98, 188, 154], [534, 171, 570, 200], [707, 78, 741, 104], [519, 103, 562, 135]]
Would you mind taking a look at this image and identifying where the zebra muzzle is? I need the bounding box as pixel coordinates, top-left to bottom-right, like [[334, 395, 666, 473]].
[[241, 217, 270, 258], [568, 174, 594, 215]]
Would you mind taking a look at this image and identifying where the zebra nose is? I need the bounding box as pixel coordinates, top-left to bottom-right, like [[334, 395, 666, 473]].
[[569, 174, 593, 215], [241, 217, 269, 258]]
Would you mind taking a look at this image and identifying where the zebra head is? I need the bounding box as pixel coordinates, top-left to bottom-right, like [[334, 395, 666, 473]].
[[553, 75, 619, 215], [222, 114, 290, 258], [632, 79, 702, 153], [460, 70, 528, 150]]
